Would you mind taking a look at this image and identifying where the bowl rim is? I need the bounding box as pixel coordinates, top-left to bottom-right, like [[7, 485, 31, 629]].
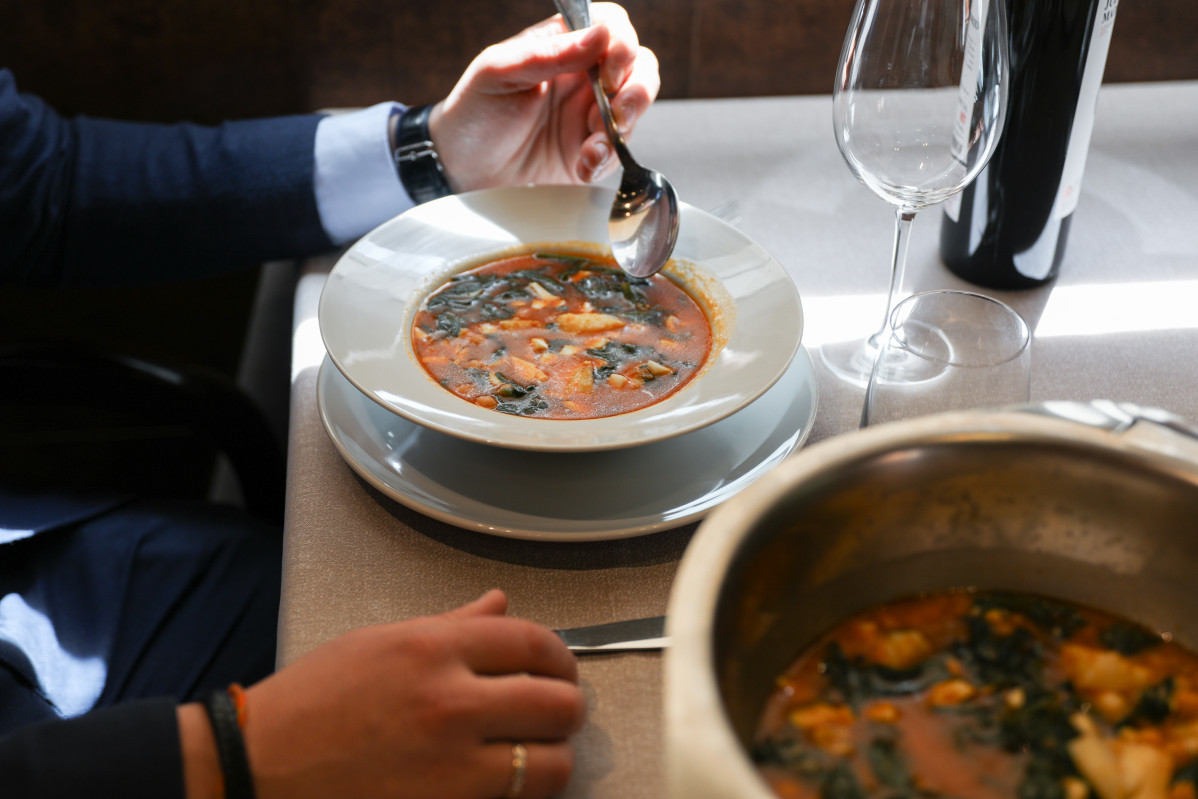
[[319, 184, 804, 452]]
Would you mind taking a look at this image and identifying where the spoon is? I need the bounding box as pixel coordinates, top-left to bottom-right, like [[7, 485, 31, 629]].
[[554, 0, 680, 278]]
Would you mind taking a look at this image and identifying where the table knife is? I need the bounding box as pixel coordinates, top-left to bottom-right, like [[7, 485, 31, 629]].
[[554, 615, 668, 653]]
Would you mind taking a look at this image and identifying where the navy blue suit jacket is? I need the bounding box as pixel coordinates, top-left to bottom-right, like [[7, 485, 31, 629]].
[[1, 68, 334, 796], [0, 68, 334, 287]]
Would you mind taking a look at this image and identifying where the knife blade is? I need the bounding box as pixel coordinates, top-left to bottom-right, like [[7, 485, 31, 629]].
[[554, 615, 668, 653]]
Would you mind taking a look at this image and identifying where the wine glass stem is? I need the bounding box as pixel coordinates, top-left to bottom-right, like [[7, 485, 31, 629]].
[[869, 208, 917, 348]]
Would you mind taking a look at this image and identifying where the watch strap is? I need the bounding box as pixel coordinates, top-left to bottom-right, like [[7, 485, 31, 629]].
[[393, 104, 453, 204]]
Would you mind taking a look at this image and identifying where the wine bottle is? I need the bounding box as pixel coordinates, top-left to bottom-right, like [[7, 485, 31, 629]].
[[940, 0, 1119, 289]]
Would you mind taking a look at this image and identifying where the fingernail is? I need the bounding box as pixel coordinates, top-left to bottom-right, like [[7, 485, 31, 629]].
[[591, 140, 613, 175], [617, 104, 638, 135]]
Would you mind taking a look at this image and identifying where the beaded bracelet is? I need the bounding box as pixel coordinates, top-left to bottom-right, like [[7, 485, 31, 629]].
[[202, 684, 256, 799], [227, 682, 249, 728]]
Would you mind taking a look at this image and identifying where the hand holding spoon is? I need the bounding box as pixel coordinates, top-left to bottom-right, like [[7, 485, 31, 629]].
[[554, 0, 680, 278]]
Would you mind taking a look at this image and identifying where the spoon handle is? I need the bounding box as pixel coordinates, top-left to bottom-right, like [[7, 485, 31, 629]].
[[552, 0, 636, 168], [553, 0, 590, 29]]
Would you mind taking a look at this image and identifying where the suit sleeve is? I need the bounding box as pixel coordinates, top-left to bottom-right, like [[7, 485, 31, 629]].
[[0, 69, 335, 287], [0, 698, 185, 798]]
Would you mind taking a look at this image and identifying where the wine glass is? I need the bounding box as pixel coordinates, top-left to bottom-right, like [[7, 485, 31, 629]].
[[820, 0, 1009, 386]]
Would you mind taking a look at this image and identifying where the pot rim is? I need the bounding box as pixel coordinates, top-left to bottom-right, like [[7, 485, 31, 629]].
[[664, 402, 1198, 799]]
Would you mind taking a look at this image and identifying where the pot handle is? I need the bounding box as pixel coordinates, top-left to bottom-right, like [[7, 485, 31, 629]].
[[1021, 400, 1198, 461]]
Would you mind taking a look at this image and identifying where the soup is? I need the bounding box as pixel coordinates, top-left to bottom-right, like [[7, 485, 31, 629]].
[[754, 590, 1198, 799], [411, 251, 712, 419]]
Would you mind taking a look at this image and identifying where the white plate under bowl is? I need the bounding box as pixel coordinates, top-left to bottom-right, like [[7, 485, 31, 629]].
[[318, 184, 803, 453], [316, 349, 819, 542]]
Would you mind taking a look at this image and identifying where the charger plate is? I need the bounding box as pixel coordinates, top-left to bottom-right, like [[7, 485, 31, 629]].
[[317, 348, 819, 541]]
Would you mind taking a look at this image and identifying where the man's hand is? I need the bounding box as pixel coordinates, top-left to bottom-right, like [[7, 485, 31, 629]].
[[181, 590, 586, 799], [431, 3, 661, 190]]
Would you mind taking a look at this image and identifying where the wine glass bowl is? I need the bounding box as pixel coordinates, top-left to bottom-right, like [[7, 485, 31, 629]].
[[838, 91, 993, 209], [822, 0, 1009, 386]]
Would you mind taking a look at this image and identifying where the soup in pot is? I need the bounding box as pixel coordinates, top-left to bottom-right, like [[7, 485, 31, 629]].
[[754, 590, 1198, 799]]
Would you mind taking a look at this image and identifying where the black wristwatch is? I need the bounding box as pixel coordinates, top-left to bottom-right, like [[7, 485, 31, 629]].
[[392, 104, 453, 204]]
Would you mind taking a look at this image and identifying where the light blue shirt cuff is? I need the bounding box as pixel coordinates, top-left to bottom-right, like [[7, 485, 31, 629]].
[[313, 102, 416, 245]]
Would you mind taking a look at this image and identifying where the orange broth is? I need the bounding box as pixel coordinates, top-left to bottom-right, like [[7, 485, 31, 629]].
[[754, 591, 1198, 799], [411, 251, 712, 419]]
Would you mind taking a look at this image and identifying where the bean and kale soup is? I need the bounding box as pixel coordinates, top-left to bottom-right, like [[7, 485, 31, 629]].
[[754, 591, 1198, 799], [411, 251, 712, 419]]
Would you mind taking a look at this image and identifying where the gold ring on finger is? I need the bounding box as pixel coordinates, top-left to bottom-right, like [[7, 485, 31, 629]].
[[503, 742, 528, 799]]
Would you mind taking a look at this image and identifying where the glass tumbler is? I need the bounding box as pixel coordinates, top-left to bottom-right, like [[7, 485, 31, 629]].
[[861, 289, 1031, 427]]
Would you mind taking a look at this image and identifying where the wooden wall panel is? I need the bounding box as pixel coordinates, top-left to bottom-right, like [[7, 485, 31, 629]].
[[679, 0, 1198, 99], [3, 0, 310, 122], [1103, 2, 1198, 85], [683, 0, 852, 98], [3, 0, 1195, 121], [301, 0, 550, 110]]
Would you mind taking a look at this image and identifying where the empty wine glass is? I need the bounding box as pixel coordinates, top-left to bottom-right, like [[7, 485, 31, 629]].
[[821, 0, 1009, 386]]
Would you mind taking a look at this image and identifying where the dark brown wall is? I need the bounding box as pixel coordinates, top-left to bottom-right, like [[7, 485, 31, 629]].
[[2, 0, 1194, 374], [4, 0, 1194, 123]]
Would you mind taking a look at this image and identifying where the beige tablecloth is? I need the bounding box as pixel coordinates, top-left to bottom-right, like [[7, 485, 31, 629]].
[[280, 82, 1198, 798]]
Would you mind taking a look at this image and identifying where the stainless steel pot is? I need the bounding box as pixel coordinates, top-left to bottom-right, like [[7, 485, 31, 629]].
[[665, 402, 1198, 799]]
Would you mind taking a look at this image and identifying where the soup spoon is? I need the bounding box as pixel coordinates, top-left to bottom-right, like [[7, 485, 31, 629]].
[[554, 0, 680, 278]]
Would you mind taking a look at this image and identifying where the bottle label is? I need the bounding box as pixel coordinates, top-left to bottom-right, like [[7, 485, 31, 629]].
[[1052, 0, 1118, 219], [949, 0, 989, 165], [946, 0, 991, 222]]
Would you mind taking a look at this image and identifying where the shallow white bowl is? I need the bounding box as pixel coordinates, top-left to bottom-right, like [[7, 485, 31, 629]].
[[319, 185, 803, 452]]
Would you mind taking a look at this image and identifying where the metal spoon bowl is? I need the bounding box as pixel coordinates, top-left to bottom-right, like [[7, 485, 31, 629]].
[[555, 0, 680, 278]]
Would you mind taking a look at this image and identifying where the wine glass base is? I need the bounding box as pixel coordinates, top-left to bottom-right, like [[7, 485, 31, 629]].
[[821, 325, 953, 389], [872, 320, 954, 385], [819, 337, 882, 388]]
